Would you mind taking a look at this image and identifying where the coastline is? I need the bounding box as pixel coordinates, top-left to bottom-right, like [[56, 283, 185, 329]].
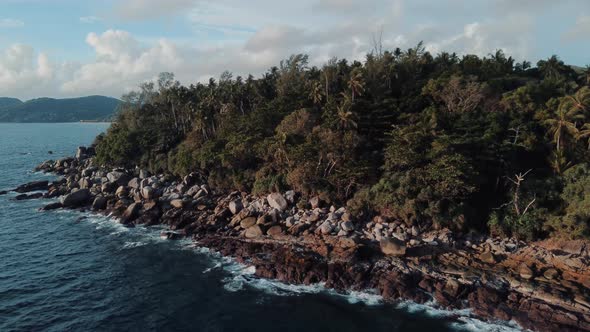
[[5, 146, 589, 332]]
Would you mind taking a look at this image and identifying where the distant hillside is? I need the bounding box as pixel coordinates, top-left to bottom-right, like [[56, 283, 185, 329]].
[[0, 96, 120, 122], [0, 97, 23, 108]]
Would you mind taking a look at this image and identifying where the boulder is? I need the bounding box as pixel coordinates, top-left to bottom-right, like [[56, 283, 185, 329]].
[[14, 180, 49, 193], [543, 268, 559, 280], [519, 264, 534, 280], [128, 178, 141, 189], [267, 225, 283, 237], [380, 237, 406, 256], [78, 177, 92, 189], [319, 221, 334, 235], [284, 190, 297, 204], [15, 193, 43, 200], [0, 190, 7, 196], [91, 196, 107, 211], [245, 225, 263, 238], [141, 186, 155, 200], [60, 189, 91, 207], [479, 251, 497, 264], [309, 196, 322, 209], [229, 199, 243, 215], [341, 221, 354, 232], [115, 186, 128, 198], [107, 171, 131, 186], [240, 217, 257, 229], [267, 193, 288, 211], [121, 203, 142, 224], [40, 202, 63, 211], [75, 146, 87, 159]]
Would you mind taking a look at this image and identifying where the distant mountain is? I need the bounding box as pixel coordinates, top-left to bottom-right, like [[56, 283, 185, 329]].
[[0, 97, 23, 108], [0, 96, 120, 122]]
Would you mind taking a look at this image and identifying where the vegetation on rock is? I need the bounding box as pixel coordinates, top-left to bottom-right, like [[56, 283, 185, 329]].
[[94, 44, 590, 241]]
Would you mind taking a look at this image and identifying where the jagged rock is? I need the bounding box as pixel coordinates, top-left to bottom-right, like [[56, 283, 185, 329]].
[[267, 193, 288, 211], [14, 180, 48, 193], [75, 146, 87, 159], [91, 196, 107, 211], [240, 217, 257, 229], [245, 225, 263, 238], [380, 237, 406, 256], [229, 200, 243, 215], [60, 189, 91, 207]]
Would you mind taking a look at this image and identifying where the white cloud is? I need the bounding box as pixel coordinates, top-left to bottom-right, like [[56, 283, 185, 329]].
[[563, 15, 590, 41], [80, 16, 102, 24], [0, 44, 55, 98], [0, 18, 24, 28]]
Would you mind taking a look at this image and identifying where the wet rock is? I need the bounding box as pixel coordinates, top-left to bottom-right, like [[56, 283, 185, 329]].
[[40, 202, 62, 211], [91, 196, 107, 211], [121, 203, 142, 224], [60, 189, 91, 207], [14, 180, 48, 193], [0, 190, 8, 195], [380, 237, 406, 256], [267, 193, 288, 211]]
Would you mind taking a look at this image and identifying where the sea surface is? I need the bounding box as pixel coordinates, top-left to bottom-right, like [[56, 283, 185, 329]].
[[0, 123, 522, 332]]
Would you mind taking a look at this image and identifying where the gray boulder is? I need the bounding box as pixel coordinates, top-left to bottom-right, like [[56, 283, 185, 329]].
[[267, 193, 288, 211], [60, 189, 91, 207], [229, 200, 243, 215], [91, 196, 107, 211]]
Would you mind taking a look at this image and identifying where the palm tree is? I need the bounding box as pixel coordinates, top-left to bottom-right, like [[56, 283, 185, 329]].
[[545, 100, 584, 152], [347, 68, 365, 102], [336, 96, 357, 130], [563, 86, 590, 114], [578, 123, 590, 149], [308, 81, 324, 105]]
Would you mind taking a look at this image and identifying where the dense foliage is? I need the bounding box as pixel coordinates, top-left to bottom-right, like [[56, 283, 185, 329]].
[[95, 45, 590, 240]]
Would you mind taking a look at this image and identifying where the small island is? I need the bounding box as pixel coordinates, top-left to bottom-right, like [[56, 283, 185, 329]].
[[9, 48, 590, 332]]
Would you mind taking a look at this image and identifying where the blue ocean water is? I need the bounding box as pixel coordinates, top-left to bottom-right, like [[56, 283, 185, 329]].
[[0, 123, 518, 332]]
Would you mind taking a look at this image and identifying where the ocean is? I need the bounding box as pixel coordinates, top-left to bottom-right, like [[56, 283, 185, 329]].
[[0, 123, 521, 332]]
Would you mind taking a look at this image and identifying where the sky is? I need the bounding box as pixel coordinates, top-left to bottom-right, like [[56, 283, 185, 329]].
[[0, 0, 589, 100]]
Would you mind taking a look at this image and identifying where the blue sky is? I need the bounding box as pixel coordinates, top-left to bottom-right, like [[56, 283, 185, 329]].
[[0, 0, 589, 99]]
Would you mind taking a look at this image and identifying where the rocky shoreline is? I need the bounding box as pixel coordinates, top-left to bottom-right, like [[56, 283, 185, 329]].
[[4, 146, 590, 332]]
